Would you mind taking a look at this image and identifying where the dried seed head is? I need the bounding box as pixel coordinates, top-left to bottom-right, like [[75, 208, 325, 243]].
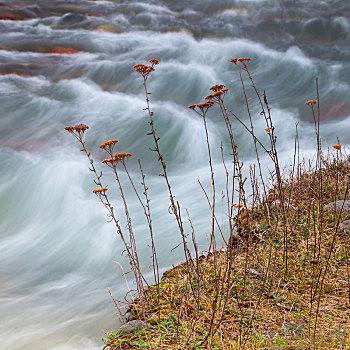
[[214, 90, 224, 97], [92, 187, 108, 193], [237, 57, 251, 62], [149, 58, 159, 65], [197, 101, 214, 114], [134, 63, 156, 79], [305, 100, 317, 105], [332, 144, 341, 150], [114, 152, 132, 158], [210, 84, 225, 92], [65, 124, 89, 137], [73, 124, 89, 133], [99, 140, 119, 149]]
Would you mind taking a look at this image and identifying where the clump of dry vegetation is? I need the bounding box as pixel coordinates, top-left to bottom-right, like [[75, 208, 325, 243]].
[[65, 58, 350, 349]]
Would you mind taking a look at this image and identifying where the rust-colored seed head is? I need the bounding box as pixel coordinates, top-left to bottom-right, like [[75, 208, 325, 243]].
[[197, 102, 214, 113], [332, 144, 341, 150], [102, 158, 114, 164], [134, 63, 155, 78], [149, 58, 159, 65], [73, 123, 89, 133], [65, 126, 74, 133], [188, 104, 197, 109], [214, 90, 224, 97], [265, 127, 273, 132], [231, 203, 243, 208], [210, 84, 225, 92], [114, 152, 132, 158], [92, 187, 108, 193], [305, 99, 317, 105], [237, 57, 251, 62], [230, 58, 238, 63], [99, 140, 119, 148]]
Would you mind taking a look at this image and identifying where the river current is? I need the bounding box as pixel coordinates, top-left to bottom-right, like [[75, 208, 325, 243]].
[[0, 1, 349, 349]]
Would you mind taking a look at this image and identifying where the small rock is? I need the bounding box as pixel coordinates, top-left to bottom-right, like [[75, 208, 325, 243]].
[[324, 200, 350, 213], [58, 12, 86, 25], [232, 226, 239, 239], [0, 11, 27, 20], [340, 220, 350, 230], [249, 268, 259, 276], [118, 320, 147, 333], [125, 310, 135, 322]]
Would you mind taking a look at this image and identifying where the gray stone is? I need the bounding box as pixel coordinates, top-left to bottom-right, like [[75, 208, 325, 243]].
[[232, 226, 239, 239], [118, 320, 147, 333], [125, 311, 135, 322], [340, 220, 350, 230], [324, 200, 350, 213]]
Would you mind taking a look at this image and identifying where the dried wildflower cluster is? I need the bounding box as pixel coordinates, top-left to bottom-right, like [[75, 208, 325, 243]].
[[332, 144, 341, 150], [99, 140, 119, 149], [148, 58, 159, 66], [210, 84, 226, 92], [65, 123, 89, 134], [188, 101, 214, 114], [114, 152, 132, 159], [230, 57, 252, 68], [100, 145, 132, 167], [92, 187, 108, 193], [204, 84, 229, 103], [101, 157, 118, 164], [102, 152, 131, 162], [305, 99, 317, 105], [231, 203, 244, 208], [188, 84, 229, 115], [99, 139, 119, 155], [134, 59, 159, 80]]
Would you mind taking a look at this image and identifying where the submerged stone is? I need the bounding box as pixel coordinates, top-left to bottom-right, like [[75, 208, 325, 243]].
[[47, 47, 81, 54]]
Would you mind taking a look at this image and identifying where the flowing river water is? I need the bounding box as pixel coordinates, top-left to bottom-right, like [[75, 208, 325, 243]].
[[0, 0, 349, 349]]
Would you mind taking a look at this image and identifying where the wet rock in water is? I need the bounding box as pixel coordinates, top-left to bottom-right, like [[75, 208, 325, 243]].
[[58, 12, 86, 25], [1, 72, 30, 77], [47, 47, 81, 54], [118, 320, 147, 333], [339, 220, 350, 230], [324, 200, 350, 213], [95, 24, 123, 33], [0, 11, 27, 20]]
